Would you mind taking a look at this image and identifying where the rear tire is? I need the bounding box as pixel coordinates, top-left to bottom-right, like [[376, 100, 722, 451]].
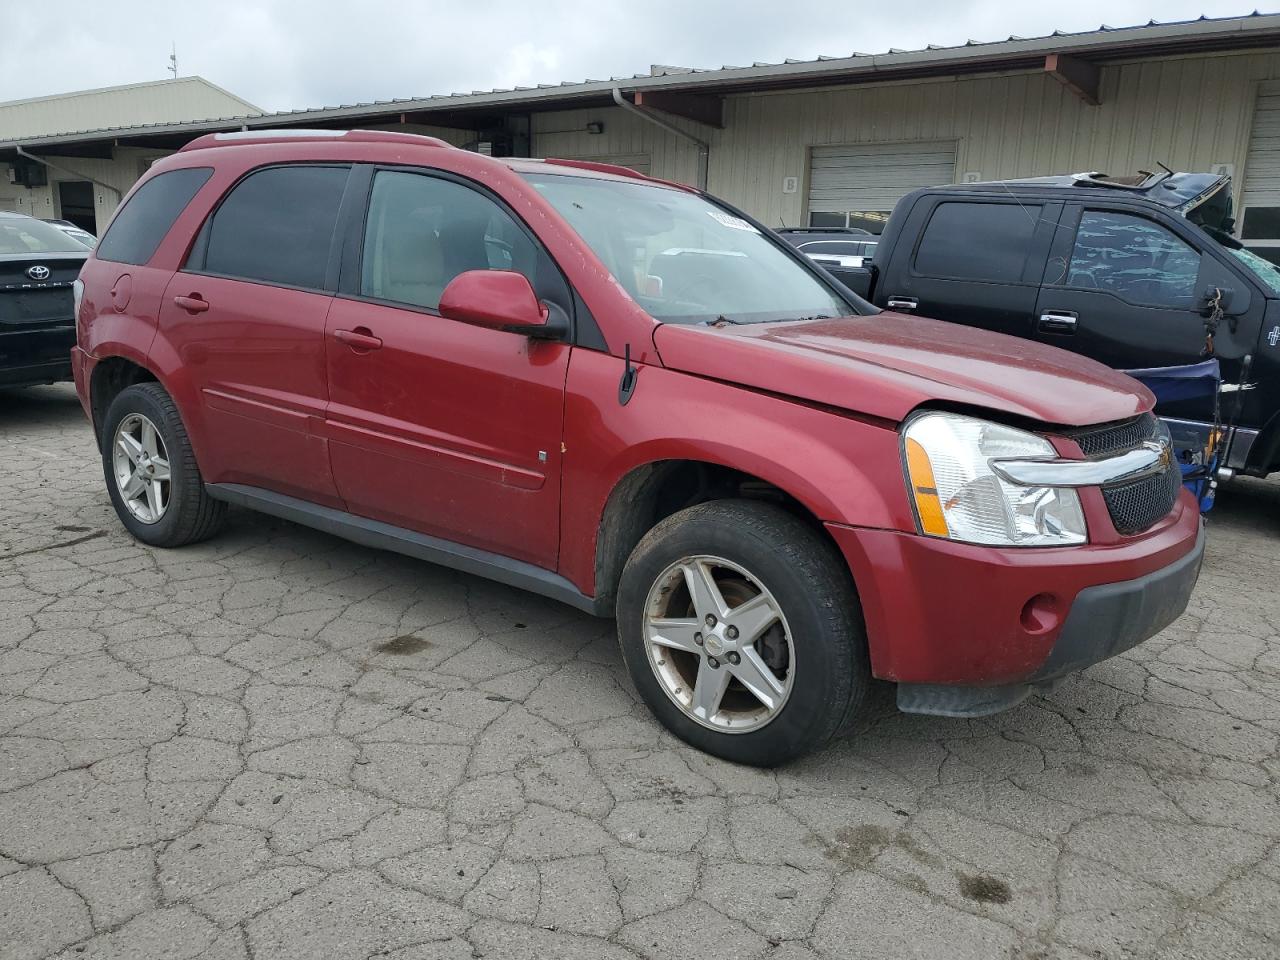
[[101, 383, 225, 547], [616, 499, 869, 766]]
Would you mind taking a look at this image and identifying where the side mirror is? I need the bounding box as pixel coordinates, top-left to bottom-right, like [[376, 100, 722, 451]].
[[1201, 285, 1236, 316], [438, 270, 560, 336]]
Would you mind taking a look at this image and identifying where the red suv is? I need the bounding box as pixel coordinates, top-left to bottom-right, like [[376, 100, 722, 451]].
[[73, 130, 1203, 765]]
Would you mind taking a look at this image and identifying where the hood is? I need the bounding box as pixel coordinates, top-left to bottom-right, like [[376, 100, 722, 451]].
[[652, 314, 1153, 427]]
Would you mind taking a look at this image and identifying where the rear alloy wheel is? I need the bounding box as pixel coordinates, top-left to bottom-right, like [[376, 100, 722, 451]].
[[111, 412, 171, 524], [101, 382, 226, 547], [618, 500, 869, 766]]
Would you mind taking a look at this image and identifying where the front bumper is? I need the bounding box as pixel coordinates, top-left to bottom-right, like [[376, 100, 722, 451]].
[[826, 490, 1204, 714]]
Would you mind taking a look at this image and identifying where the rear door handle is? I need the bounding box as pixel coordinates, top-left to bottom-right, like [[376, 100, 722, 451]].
[[1038, 311, 1078, 334], [334, 327, 383, 352], [173, 295, 209, 314], [886, 297, 918, 311]]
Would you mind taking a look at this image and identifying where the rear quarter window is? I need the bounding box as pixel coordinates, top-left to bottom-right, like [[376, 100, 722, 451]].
[[96, 167, 213, 265], [914, 201, 1042, 283]]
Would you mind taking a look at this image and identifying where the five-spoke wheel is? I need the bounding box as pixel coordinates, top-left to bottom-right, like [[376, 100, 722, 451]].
[[111, 412, 172, 524], [644, 556, 794, 733], [101, 382, 225, 547], [618, 499, 869, 766]]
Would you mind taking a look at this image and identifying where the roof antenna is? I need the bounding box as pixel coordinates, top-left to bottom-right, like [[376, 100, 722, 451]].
[[168, 42, 178, 79]]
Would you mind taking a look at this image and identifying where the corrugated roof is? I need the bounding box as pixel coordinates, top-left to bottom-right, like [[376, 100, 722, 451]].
[[3, 11, 1278, 150]]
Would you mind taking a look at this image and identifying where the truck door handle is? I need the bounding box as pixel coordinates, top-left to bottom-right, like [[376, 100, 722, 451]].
[[886, 297, 918, 311], [173, 295, 209, 314], [1038, 311, 1078, 334], [334, 327, 383, 352]]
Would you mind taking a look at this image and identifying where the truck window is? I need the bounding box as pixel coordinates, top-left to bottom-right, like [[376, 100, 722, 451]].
[[914, 202, 1042, 283], [1067, 211, 1200, 308]]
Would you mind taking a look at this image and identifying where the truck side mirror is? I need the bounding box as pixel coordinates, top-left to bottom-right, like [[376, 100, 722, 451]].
[[1201, 286, 1235, 316]]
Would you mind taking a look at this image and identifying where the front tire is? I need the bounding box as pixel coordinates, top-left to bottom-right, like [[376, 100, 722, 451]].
[[616, 500, 869, 766], [101, 383, 225, 547]]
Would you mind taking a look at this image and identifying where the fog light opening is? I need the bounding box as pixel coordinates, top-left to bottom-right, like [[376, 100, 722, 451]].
[[1020, 593, 1061, 635]]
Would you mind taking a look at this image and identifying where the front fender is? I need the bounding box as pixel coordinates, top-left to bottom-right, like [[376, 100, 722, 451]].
[[558, 348, 915, 596]]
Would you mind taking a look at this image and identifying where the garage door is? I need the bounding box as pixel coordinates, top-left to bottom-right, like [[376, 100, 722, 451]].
[[1241, 81, 1280, 267], [808, 140, 957, 232]]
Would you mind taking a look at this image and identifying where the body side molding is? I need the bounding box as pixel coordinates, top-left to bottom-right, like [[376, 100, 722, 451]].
[[205, 483, 606, 616]]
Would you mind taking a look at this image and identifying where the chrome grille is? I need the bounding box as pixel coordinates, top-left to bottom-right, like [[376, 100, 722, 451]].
[[1061, 413, 1180, 535]]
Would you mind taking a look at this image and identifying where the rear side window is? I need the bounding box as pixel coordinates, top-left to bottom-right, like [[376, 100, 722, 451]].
[[96, 167, 213, 265], [197, 165, 349, 290], [914, 202, 1042, 282]]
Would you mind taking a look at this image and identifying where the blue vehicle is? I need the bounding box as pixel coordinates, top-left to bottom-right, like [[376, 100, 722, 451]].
[[1122, 357, 1256, 513]]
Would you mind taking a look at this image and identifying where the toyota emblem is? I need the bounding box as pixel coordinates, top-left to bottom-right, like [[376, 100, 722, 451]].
[[26, 265, 50, 281]]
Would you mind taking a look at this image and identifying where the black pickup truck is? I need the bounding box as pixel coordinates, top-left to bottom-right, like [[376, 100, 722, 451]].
[[788, 172, 1280, 478]]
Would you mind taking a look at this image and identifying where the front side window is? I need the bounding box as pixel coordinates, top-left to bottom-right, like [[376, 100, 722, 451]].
[[1067, 211, 1201, 307], [97, 167, 212, 265], [914, 202, 1042, 283], [525, 172, 852, 324], [199, 165, 348, 290], [360, 171, 538, 310]]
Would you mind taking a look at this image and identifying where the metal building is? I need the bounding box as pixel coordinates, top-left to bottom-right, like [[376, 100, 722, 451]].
[[0, 13, 1277, 264], [0, 78, 260, 231]]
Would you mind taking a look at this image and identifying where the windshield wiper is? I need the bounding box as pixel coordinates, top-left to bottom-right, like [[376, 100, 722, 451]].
[[706, 315, 751, 326]]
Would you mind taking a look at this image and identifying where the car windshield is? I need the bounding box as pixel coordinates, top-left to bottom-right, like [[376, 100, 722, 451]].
[[523, 171, 854, 324], [0, 216, 88, 255]]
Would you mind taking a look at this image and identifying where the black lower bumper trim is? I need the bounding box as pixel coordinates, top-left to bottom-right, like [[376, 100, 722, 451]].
[[897, 524, 1205, 718]]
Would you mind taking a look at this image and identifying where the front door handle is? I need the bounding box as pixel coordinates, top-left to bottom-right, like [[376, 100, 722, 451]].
[[334, 327, 383, 353], [886, 296, 918, 312], [173, 294, 209, 314], [1038, 311, 1078, 334]]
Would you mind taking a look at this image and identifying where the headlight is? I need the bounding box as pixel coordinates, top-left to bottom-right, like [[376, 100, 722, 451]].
[[902, 411, 1087, 546]]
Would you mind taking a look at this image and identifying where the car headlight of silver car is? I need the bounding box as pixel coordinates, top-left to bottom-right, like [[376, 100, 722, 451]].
[[901, 411, 1087, 546]]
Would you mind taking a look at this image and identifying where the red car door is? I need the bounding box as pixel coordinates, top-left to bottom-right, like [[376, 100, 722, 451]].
[[157, 164, 351, 506], [323, 168, 571, 567]]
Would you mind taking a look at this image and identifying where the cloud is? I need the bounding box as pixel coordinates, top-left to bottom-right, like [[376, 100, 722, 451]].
[[0, 0, 1260, 112]]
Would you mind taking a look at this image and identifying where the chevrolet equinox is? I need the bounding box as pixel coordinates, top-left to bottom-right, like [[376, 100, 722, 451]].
[[72, 130, 1204, 765]]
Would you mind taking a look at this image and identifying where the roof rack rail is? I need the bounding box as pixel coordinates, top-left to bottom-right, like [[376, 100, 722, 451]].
[[179, 129, 452, 153], [539, 157, 699, 193], [541, 157, 655, 181]]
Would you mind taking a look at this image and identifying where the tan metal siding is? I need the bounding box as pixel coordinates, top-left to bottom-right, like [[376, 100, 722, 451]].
[[0, 78, 261, 140], [707, 48, 1280, 228], [531, 107, 699, 184]]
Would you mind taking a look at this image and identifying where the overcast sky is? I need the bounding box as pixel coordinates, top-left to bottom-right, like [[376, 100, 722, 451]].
[[0, 0, 1268, 113]]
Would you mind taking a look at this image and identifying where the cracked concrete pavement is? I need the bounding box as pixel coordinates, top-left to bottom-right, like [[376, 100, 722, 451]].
[[2, 383, 1279, 960]]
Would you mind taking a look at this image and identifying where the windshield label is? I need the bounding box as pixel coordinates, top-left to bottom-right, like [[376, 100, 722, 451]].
[[707, 210, 759, 233]]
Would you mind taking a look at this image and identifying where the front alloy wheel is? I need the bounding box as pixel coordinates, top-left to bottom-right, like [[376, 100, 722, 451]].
[[111, 412, 171, 523], [617, 499, 869, 766], [644, 556, 794, 733]]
